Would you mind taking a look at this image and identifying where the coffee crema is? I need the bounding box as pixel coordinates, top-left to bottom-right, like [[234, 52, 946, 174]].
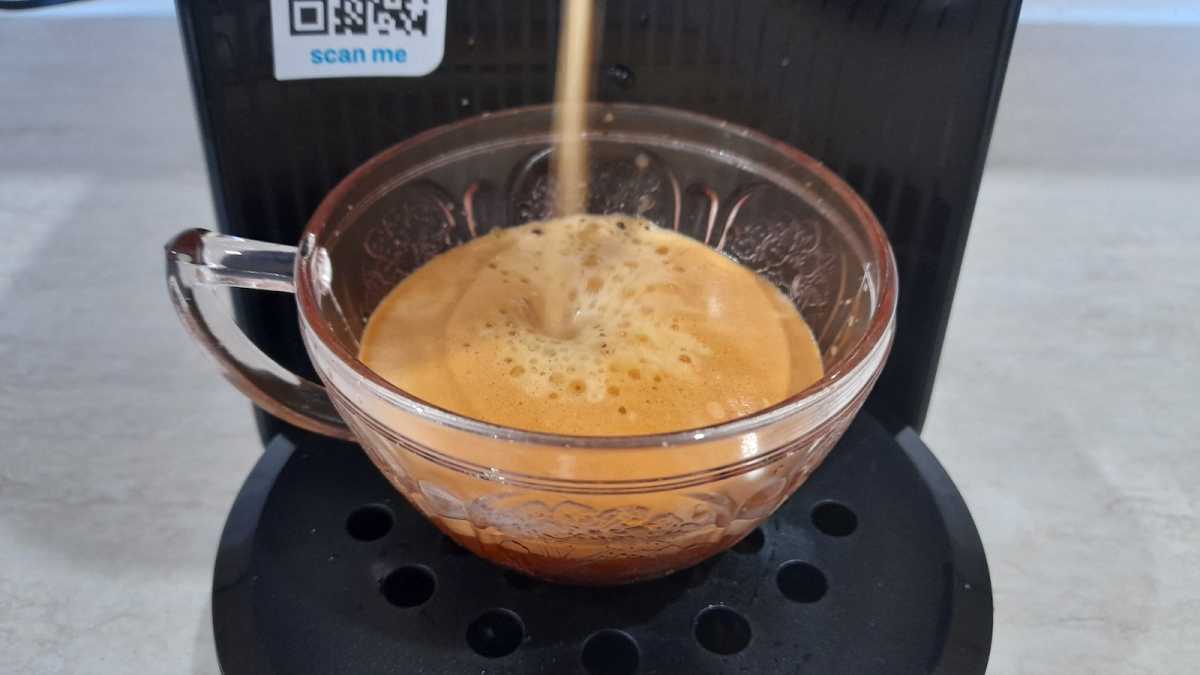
[[359, 215, 824, 436]]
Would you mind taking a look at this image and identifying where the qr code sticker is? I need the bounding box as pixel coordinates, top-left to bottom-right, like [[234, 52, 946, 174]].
[[290, 0, 429, 37]]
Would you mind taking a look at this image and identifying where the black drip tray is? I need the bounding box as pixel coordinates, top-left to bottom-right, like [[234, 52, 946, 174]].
[[212, 414, 992, 674]]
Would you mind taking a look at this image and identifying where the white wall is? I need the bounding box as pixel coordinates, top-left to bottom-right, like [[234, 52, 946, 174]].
[[3, 0, 172, 17], [1022, 0, 1200, 24]]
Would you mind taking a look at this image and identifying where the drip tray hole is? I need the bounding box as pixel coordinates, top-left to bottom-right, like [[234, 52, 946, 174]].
[[345, 504, 394, 541], [581, 629, 640, 675], [777, 560, 828, 603], [812, 501, 858, 537], [380, 565, 436, 607], [694, 606, 752, 655], [466, 608, 525, 658]]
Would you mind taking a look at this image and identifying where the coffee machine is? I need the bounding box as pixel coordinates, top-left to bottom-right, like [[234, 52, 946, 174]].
[[177, 1, 1020, 672]]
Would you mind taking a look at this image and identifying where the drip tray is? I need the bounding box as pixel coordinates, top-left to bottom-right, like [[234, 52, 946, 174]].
[[212, 414, 992, 674]]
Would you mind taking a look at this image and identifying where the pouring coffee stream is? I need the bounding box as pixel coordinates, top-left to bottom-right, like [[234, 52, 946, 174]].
[[541, 0, 595, 340]]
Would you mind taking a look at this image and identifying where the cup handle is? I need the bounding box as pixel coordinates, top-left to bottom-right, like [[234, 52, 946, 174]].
[[165, 229, 354, 440]]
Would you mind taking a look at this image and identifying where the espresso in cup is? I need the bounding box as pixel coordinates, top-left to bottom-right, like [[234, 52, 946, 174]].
[[359, 214, 824, 435]]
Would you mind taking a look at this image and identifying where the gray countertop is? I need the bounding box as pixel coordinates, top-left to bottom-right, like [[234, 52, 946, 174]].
[[1, 15, 1197, 675]]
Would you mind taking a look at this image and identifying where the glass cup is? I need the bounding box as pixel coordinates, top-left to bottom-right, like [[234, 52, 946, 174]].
[[166, 104, 896, 585]]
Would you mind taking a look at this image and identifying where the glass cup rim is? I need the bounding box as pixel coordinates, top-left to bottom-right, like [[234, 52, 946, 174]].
[[295, 102, 897, 450]]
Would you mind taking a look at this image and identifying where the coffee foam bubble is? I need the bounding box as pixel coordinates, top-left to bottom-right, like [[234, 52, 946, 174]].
[[468, 217, 711, 410]]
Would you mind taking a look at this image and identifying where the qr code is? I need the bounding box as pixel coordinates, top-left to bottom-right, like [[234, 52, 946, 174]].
[[289, 0, 429, 37]]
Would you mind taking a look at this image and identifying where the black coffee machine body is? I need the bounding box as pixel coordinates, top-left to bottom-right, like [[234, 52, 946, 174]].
[[178, 1, 1019, 673]]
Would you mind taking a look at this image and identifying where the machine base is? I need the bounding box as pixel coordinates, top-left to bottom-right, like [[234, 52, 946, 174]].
[[212, 414, 991, 674]]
